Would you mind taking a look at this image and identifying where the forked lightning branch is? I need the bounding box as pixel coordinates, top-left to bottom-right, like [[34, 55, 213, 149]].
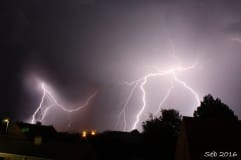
[[116, 63, 201, 131], [31, 82, 97, 124]]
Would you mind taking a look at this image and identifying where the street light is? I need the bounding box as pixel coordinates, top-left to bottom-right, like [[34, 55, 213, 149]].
[[2, 118, 10, 134]]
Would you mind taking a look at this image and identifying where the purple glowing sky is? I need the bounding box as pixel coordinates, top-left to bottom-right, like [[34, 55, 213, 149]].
[[2, 0, 241, 132]]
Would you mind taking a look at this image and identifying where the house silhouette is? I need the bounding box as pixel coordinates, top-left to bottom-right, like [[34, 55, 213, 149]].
[[176, 117, 241, 160]]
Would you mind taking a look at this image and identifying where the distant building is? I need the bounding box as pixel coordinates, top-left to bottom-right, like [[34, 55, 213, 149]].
[[175, 117, 241, 160], [0, 122, 56, 160], [8, 122, 57, 142], [0, 121, 93, 160]]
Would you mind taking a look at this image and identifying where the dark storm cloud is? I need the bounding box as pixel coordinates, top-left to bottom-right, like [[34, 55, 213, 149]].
[[2, 0, 241, 131]]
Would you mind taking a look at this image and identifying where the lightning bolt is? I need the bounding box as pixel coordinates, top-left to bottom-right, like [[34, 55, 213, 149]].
[[115, 82, 139, 130], [115, 31, 201, 131], [118, 62, 200, 131], [155, 79, 174, 115], [31, 82, 97, 124], [123, 64, 200, 130]]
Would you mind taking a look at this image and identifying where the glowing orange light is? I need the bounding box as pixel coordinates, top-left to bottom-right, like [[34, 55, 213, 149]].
[[91, 130, 96, 136], [82, 130, 87, 138]]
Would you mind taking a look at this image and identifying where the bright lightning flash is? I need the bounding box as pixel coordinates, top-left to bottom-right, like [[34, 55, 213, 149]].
[[119, 63, 200, 131], [31, 82, 97, 124]]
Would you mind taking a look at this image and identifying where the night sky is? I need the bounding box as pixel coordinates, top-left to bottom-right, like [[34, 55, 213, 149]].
[[1, 0, 241, 132]]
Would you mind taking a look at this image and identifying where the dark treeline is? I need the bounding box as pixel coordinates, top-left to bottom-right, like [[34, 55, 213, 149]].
[[87, 94, 240, 160]]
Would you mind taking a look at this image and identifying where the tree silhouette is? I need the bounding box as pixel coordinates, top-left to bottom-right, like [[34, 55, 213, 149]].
[[142, 109, 182, 137], [142, 109, 182, 160], [194, 94, 238, 121]]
